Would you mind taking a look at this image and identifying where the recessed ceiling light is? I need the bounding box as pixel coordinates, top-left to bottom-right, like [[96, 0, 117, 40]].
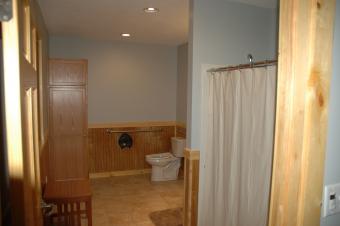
[[143, 7, 159, 13], [121, 33, 131, 37]]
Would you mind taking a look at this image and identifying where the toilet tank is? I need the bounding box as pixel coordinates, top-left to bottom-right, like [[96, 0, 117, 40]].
[[171, 137, 186, 157]]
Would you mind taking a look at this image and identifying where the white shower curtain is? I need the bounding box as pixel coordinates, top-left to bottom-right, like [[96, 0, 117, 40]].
[[201, 66, 277, 226]]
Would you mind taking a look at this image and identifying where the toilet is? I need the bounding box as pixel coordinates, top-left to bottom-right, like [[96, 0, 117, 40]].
[[146, 137, 186, 181]]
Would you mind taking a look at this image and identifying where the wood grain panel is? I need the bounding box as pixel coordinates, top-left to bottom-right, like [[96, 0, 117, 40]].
[[88, 126, 175, 173], [269, 0, 336, 225], [2, 0, 49, 224], [183, 149, 199, 226], [48, 60, 88, 183], [52, 136, 88, 181], [49, 87, 86, 136], [176, 124, 186, 138], [49, 87, 88, 181], [49, 59, 87, 86]]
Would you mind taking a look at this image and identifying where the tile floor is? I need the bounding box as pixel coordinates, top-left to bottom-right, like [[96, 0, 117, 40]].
[[91, 174, 184, 226]]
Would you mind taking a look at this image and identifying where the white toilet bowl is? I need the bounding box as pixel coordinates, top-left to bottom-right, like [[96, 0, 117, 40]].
[[146, 153, 180, 181], [146, 137, 186, 182]]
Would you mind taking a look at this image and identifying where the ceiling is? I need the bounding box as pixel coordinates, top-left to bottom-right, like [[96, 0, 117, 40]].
[[37, 0, 277, 46], [37, 0, 189, 46]]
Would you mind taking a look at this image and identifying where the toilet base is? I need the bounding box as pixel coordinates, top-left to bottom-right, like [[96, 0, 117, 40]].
[[150, 159, 181, 182]]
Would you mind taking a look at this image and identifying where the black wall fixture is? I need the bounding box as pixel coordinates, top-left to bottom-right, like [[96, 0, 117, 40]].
[[118, 133, 133, 149]]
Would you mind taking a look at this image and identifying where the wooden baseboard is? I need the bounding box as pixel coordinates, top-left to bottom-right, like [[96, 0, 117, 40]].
[[89, 169, 152, 179]]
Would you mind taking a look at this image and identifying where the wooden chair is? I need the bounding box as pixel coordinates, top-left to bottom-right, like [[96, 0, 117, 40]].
[[44, 180, 92, 226]]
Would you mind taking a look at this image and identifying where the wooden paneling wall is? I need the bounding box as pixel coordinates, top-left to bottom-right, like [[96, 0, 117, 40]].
[[184, 149, 199, 226], [88, 125, 175, 173], [176, 124, 186, 138]]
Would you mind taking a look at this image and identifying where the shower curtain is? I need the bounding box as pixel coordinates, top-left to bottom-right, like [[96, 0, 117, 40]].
[[201, 66, 277, 226]]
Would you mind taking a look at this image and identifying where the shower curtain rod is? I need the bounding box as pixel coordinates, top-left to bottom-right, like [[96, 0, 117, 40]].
[[208, 60, 277, 73]]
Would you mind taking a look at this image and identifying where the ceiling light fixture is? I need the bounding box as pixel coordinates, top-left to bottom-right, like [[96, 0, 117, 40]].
[[121, 33, 131, 37], [143, 7, 159, 13]]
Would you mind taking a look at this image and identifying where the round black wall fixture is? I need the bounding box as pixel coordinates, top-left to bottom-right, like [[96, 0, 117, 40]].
[[118, 133, 133, 149]]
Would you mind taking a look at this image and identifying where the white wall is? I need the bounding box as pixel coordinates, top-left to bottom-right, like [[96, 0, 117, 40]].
[[176, 43, 188, 124], [320, 1, 340, 225], [49, 37, 178, 124], [187, 1, 278, 225]]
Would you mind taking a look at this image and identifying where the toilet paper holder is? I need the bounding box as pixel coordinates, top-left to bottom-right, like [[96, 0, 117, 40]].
[[118, 133, 133, 149]]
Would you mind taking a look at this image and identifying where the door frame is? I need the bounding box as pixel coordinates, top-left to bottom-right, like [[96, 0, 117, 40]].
[[268, 0, 336, 226]]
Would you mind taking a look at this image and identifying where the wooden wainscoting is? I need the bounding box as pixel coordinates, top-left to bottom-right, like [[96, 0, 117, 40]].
[[175, 122, 186, 138], [184, 149, 199, 226], [88, 122, 176, 175]]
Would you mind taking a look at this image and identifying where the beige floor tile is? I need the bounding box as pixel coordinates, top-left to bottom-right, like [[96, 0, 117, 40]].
[[91, 174, 183, 226]]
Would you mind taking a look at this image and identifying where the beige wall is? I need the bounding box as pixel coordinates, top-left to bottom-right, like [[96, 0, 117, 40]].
[[176, 43, 188, 124], [49, 37, 178, 124]]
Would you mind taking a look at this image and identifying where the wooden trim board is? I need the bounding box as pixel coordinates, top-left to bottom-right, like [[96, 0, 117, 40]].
[[176, 121, 187, 128], [89, 169, 152, 179], [88, 121, 177, 128], [184, 149, 199, 226], [268, 0, 336, 226]]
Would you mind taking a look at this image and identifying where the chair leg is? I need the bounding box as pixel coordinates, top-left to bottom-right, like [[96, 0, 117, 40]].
[[86, 199, 92, 226]]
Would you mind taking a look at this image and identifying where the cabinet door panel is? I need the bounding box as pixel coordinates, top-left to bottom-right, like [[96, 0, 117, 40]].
[[50, 87, 86, 136], [49, 87, 88, 181], [52, 136, 88, 181], [49, 60, 87, 86]]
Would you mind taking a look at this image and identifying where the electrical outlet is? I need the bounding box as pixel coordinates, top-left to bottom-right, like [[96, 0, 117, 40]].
[[323, 183, 340, 217]]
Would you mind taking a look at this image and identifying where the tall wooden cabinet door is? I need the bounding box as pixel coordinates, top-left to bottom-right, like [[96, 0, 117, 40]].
[[49, 59, 87, 86], [49, 87, 88, 181]]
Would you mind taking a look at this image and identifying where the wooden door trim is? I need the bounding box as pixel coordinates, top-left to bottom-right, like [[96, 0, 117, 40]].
[[268, 0, 336, 225]]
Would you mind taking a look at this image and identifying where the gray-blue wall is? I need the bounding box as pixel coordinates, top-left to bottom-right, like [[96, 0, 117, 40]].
[[187, 0, 277, 149], [49, 37, 178, 124], [177, 43, 188, 124]]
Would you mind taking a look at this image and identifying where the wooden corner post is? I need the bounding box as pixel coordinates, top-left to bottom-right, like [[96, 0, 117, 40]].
[[184, 149, 200, 226], [268, 0, 336, 226]]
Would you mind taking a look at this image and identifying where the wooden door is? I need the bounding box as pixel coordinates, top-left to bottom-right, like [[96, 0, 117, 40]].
[[2, 0, 44, 225], [22, 88, 43, 226], [48, 60, 88, 182], [49, 87, 88, 181]]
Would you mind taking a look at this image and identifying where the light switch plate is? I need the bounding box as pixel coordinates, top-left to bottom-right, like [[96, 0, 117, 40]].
[[323, 183, 340, 217]]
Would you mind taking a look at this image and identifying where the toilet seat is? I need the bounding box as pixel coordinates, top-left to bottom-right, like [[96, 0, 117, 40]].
[[146, 152, 175, 160]]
